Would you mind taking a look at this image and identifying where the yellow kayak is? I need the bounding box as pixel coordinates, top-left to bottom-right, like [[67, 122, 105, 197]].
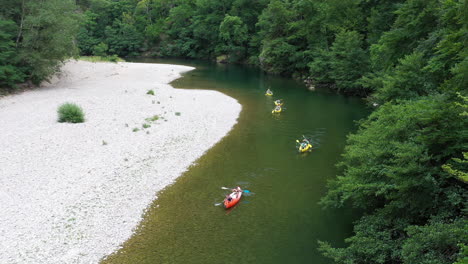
[[299, 143, 312, 153], [272, 106, 282, 113], [265, 89, 273, 96]]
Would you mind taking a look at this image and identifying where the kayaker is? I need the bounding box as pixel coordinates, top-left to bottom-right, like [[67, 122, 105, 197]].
[[224, 186, 243, 209], [266, 89, 272, 94], [231, 187, 242, 195], [301, 139, 310, 148]]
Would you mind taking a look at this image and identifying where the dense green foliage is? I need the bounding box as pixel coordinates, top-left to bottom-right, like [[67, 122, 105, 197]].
[[57, 102, 85, 123], [316, 0, 468, 262], [0, 0, 81, 92], [79, 55, 123, 63], [70, 0, 404, 96], [320, 94, 467, 263], [0, 20, 23, 89]]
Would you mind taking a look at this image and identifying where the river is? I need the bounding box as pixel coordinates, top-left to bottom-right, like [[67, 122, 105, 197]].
[[102, 59, 369, 264]]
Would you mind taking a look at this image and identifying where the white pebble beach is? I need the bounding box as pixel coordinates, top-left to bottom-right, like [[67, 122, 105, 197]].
[[0, 60, 241, 264]]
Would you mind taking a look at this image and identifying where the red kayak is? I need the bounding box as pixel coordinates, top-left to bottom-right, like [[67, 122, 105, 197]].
[[224, 187, 242, 209]]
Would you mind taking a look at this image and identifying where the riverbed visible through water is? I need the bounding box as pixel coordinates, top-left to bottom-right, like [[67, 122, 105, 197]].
[[102, 59, 369, 264]]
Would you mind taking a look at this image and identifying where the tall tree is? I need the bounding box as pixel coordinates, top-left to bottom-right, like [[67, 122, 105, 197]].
[[0, 19, 24, 89], [0, 0, 81, 89], [17, 0, 81, 84], [218, 15, 248, 62], [329, 30, 369, 95]]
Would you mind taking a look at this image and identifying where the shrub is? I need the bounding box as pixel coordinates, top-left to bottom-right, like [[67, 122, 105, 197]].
[[108, 54, 119, 62], [145, 115, 159, 122], [92, 42, 108, 57], [142, 123, 151, 129], [147, 89, 155, 95], [78, 56, 124, 63], [175, 112, 181, 116], [132, 127, 139, 132], [57, 103, 85, 123]]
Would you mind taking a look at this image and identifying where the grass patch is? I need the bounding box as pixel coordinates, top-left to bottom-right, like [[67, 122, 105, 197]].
[[142, 123, 151, 129], [57, 103, 85, 123], [175, 112, 181, 116], [147, 89, 155, 95], [145, 115, 159, 122], [132, 127, 140, 132], [79, 55, 124, 63]]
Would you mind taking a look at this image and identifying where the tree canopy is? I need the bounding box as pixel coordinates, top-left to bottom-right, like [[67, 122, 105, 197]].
[[0, 0, 80, 91]]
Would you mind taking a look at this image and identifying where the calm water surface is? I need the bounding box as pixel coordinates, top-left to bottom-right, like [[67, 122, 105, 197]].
[[103, 59, 369, 264]]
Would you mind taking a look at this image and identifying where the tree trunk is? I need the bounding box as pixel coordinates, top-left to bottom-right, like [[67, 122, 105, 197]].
[[16, 0, 26, 47]]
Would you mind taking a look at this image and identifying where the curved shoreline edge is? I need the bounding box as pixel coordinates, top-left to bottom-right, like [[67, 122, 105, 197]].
[[0, 60, 242, 264]]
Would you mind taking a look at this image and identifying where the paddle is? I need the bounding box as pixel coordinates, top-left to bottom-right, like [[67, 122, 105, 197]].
[[221, 186, 250, 193], [214, 193, 230, 206], [215, 187, 251, 206], [296, 139, 304, 145]]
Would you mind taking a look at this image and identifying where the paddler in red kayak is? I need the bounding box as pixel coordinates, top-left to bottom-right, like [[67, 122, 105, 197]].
[[224, 186, 242, 209]]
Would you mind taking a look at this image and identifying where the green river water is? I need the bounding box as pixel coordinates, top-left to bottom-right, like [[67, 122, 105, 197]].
[[103, 59, 369, 264]]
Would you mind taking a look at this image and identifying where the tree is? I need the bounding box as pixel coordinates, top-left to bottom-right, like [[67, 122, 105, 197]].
[[402, 220, 467, 264], [329, 30, 369, 95], [17, 0, 81, 84], [161, 0, 197, 57], [0, 0, 81, 89], [218, 15, 248, 62], [0, 19, 24, 89], [105, 20, 144, 57], [369, 0, 439, 71], [76, 10, 101, 55], [256, 0, 296, 74], [373, 52, 431, 103], [92, 42, 108, 56], [320, 95, 467, 263]]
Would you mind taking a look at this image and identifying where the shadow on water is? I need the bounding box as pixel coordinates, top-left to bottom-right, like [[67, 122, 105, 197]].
[[102, 59, 370, 264]]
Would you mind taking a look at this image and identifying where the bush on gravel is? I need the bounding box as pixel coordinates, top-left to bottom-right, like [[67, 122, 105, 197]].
[[57, 103, 85, 123]]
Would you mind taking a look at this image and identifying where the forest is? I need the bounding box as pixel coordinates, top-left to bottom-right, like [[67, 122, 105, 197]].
[[0, 0, 466, 263]]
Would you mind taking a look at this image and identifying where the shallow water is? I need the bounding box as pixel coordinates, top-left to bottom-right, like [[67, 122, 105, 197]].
[[103, 59, 369, 264]]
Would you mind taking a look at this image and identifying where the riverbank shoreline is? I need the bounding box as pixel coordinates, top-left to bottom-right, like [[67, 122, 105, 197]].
[[0, 60, 241, 263]]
